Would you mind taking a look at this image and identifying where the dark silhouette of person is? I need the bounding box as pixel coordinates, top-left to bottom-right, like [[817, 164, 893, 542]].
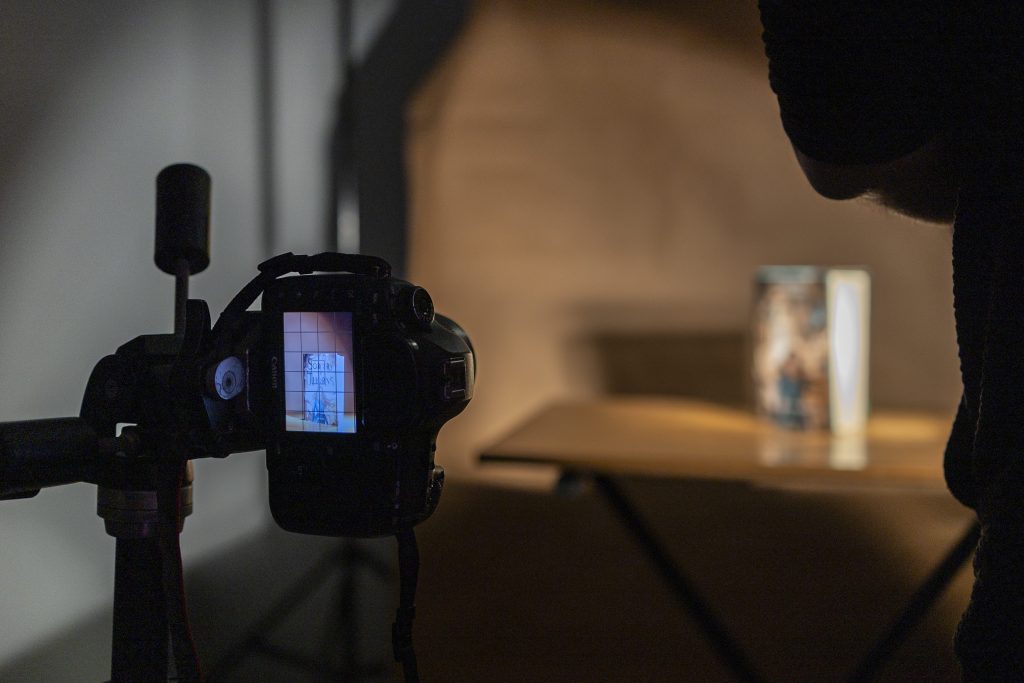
[[759, 2, 1024, 678]]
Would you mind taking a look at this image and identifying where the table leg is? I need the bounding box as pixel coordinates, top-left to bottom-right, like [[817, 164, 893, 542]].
[[846, 520, 980, 683], [593, 475, 768, 683]]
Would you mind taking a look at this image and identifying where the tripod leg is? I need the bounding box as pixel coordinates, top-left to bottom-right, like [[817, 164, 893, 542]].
[[111, 538, 168, 682]]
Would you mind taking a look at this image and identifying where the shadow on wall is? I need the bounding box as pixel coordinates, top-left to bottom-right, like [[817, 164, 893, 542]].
[[0, 528, 394, 682], [0, 2, 121, 224], [583, 329, 750, 408]]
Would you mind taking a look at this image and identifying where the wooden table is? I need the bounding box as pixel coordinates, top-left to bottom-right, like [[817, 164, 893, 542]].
[[480, 397, 978, 683]]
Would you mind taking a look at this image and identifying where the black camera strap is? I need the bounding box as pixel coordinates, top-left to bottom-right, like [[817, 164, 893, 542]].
[[158, 461, 202, 682], [394, 527, 420, 683], [211, 252, 390, 341], [108, 459, 201, 683]]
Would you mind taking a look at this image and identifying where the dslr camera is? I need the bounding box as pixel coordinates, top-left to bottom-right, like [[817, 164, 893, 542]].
[[200, 251, 475, 537]]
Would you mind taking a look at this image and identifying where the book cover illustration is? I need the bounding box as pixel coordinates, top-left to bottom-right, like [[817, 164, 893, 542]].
[[303, 352, 345, 427], [752, 267, 870, 434]]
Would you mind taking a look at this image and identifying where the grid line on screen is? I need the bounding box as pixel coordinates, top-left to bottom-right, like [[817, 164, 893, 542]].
[[283, 311, 356, 433]]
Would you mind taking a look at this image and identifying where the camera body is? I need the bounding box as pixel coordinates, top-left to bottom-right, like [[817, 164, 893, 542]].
[[262, 273, 472, 536], [195, 259, 474, 537]]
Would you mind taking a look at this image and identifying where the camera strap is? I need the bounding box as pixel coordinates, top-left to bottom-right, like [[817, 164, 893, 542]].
[[158, 461, 202, 682], [393, 527, 420, 683], [211, 252, 391, 341], [110, 460, 201, 682]]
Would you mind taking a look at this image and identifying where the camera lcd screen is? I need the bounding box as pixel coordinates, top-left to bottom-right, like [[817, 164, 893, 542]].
[[283, 312, 357, 433]]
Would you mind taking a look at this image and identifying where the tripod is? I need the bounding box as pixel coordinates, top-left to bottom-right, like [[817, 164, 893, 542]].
[[1, 163, 449, 682]]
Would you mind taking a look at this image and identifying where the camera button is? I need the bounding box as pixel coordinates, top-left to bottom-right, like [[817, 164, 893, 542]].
[[441, 358, 468, 400]]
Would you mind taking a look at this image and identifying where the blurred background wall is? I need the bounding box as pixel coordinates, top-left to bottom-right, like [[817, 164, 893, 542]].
[[408, 0, 962, 482]]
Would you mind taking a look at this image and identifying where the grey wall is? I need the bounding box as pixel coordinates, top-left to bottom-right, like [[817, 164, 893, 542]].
[[0, 0, 393, 666]]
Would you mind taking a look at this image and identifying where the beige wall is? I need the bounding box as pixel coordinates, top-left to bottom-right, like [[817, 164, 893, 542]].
[[408, 0, 961, 479]]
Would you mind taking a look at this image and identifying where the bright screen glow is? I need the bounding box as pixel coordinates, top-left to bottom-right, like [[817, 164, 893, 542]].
[[283, 312, 356, 433]]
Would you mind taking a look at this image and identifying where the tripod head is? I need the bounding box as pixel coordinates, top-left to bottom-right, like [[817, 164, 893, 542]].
[[0, 164, 474, 681], [1, 164, 213, 536]]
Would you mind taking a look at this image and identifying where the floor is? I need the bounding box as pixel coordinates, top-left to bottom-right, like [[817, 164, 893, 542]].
[[0, 479, 974, 682], [414, 479, 972, 682]]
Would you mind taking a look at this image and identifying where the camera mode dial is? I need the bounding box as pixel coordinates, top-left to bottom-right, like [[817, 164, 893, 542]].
[[394, 286, 434, 330], [207, 356, 245, 400]]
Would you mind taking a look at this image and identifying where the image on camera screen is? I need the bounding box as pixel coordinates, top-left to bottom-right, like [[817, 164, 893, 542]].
[[283, 311, 357, 433]]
